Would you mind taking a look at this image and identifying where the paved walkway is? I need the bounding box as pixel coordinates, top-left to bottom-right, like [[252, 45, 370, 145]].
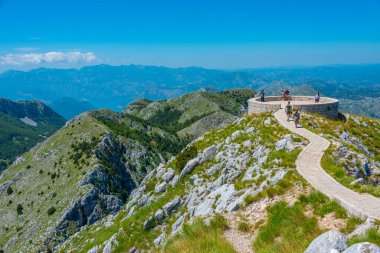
[[274, 103, 380, 220]]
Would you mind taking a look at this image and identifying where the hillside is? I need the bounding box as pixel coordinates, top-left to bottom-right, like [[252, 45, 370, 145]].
[[124, 89, 256, 138], [57, 112, 380, 253], [0, 90, 379, 253], [0, 89, 253, 252], [0, 99, 66, 171]]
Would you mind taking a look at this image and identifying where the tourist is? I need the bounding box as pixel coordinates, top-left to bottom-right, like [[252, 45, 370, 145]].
[[260, 90, 265, 102], [285, 101, 293, 121], [315, 92, 320, 103], [284, 89, 291, 100], [280, 89, 285, 100], [294, 110, 301, 127]]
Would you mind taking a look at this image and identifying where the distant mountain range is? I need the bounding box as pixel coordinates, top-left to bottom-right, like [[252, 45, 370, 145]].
[[0, 99, 66, 171], [0, 64, 379, 118]]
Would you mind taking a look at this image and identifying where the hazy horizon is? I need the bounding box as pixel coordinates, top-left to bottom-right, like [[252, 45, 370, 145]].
[[1, 0, 380, 72]]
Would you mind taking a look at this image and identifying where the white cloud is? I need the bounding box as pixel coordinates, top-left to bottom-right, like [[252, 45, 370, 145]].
[[0, 51, 97, 65]]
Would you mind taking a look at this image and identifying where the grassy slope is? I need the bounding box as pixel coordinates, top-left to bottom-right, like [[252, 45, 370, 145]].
[[0, 114, 107, 252], [124, 89, 256, 137], [58, 113, 307, 252], [302, 113, 380, 197], [0, 101, 66, 169]]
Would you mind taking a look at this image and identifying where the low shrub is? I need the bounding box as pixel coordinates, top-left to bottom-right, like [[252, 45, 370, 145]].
[[47, 207, 56, 216]]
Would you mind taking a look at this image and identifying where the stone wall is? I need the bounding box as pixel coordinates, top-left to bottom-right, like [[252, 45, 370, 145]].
[[248, 96, 339, 118]]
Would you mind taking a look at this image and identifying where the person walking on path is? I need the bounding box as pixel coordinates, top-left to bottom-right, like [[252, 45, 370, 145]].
[[285, 101, 293, 121], [293, 110, 301, 127], [260, 90, 265, 102], [315, 92, 320, 103]]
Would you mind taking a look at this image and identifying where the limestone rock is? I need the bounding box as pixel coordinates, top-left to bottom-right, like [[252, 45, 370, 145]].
[[343, 242, 380, 253], [180, 156, 201, 177], [231, 130, 243, 140], [154, 232, 166, 247], [156, 165, 167, 179], [200, 145, 217, 163], [305, 230, 348, 253], [154, 209, 165, 221], [154, 182, 167, 193], [137, 194, 149, 207], [172, 214, 186, 234], [103, 233, 118, 253], [162, 168, 175, 182], [275, 134, 294, 151], [163, 196, 182, 216], [348, 218, 377, 239], [87, 245, 100, 253], [143, 215, 155, 230], [170, 175, 180, 188]]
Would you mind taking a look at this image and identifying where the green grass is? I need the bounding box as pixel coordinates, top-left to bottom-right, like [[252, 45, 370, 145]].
[[253, 190, 355, 253], [299, 190, 348, 219], [238, 221, 250, 232], [253, 201, 321, 253], [349, 229, 380, 246], [164, 214, 236, 253]]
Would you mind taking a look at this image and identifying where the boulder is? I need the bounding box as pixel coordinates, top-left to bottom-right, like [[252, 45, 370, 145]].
[[200, 145, 217, 163], [343, 242, 380, 253], [156, 165, 167, 179], [137, 194, 149, 207], [87, 245, 100, 253], [348, 218, 377, 239], [231, 130, 243, 140], [275, 134, 293, 151], [170, 175, 180, 188], [154, 232, 166, 247], [246, 127, 256, 134], [127, 205, 136, 218], [163, 196, 182, 216], [180, 156, 201, 177], [154, 182, 167, 193], [162, 168, 175, 182], [206, 163, 223, 175], [142, 215, 155, 230], [172, 214, 186, 234], [154, 209, 165, 221], [128, 247, 139, 253], [305, 230, 348, 253], [103, 233, 118, 253]]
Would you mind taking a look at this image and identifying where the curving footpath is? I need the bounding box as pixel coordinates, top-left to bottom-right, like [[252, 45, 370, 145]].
[[274, 104, 380, 220]]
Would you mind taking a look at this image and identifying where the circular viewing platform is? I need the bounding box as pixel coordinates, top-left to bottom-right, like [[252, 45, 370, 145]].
[[248, 96, 339, 118]]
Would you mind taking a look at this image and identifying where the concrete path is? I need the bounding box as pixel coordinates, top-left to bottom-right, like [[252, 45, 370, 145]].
[[274, 104, 380, 220]]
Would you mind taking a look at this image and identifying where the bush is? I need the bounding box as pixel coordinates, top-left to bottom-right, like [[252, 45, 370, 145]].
[[47, 207, 56, 216], [244, 194, 257, 205], [7, 186, 13, 195], [175, 145, 198, 171], [238, 221, 250, 232], [16, 204, 23, 215]]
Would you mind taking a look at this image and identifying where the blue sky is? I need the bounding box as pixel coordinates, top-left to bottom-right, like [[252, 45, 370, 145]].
[[0, 0, 380, 71]]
